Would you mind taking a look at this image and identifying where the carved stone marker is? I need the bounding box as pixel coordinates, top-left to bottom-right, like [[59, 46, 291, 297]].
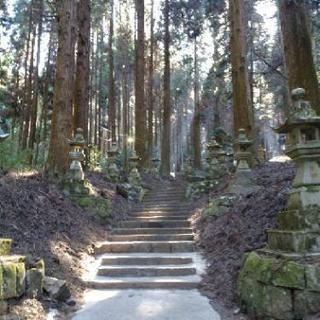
[[238, 89, 320, 319]]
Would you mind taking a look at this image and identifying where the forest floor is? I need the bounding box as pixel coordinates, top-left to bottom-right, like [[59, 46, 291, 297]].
[[0, 170, 130, 319], [191, 161, 295, 319], [0, 161, 295, 319]]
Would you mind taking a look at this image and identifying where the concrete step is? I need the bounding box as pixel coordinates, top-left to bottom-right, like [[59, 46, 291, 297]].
[[95, 241, 195, 254], [121, 220, 190, 228], [97, 265, 197, 277], [108, 234, 194, 242], [100, 256, 193, 266], [112, 227, 193, 235], [130, 215, 189, 221], [87, 275, 201, 289]]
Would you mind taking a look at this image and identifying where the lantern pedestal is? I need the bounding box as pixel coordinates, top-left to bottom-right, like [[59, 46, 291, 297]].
[[238, 89, 320, 319]]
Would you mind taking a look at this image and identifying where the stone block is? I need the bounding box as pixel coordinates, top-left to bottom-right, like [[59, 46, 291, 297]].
[[15, 262, 26, 297], [0, 240, 12, 256], [238, 277, 268, 317], [294, 290, 320, 318], [0, 301, 7, 316], [267, 230, 319, 252], [305, 264, 320, 292], [239, 252, 273, 284], [26, 268, 43, 298], [264, 285, 293, 320], [1, 263, 17, 299], [272, 261, 305, 289]]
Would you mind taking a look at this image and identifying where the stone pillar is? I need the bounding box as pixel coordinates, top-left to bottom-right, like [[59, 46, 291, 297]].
[[238, 89, 320, 319]]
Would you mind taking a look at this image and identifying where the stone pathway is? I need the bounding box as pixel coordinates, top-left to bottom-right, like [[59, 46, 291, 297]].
[[73, 184, 220, 319]]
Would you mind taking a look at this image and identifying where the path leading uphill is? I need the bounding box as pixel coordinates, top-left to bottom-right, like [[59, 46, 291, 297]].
[[73, 182, 221, 320]]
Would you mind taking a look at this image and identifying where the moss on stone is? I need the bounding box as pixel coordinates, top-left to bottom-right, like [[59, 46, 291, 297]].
[[72, 195, 112, 219], [15, 262, 26, 297], [1, 262, 17, 299], [272, 261, 305, 289], [294, 290, 320, 318], [0, 239, 12, 256], [305, 264, 320, 292]]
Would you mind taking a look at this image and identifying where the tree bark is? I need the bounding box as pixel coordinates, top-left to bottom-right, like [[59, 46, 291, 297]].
[[108, 0, 116, 146], [278, 0, 320, 114], [147, 0, 155, 165], [135, 0, 146, 167], [74, 0, 90, 140], [160, 0, 171, 176], [192, 38, 201, 169], [46, 0, 77, 178], [229, 0, 254, 139]]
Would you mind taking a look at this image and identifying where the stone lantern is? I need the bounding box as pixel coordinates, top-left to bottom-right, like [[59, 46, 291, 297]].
[[235, 128, 252, 172], [238, 89, 320, 319], [151, 156, 160, 175], [66, 128, 89, 195], [128, 150, 142, 186], [206, 138, 224, 180], [183, 157, 194, 181], [106, 142, 120, 183]]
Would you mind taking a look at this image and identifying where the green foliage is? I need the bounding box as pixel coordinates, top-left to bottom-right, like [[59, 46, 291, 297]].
[[87, 146, 102, 171], [0, 137, 32, 171]]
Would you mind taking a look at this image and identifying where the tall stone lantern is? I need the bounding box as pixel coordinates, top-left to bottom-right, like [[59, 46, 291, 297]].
[[106, 142, 120, 183], [206, 138, 224, 180], [238, 89, 320, 319], [235, 128, 252, 172], [65, 128, 90, 195], [128, 150, 142, 186]]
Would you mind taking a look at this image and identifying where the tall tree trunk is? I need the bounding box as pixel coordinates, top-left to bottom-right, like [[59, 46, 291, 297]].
[[192, 38, 201, 169], [22, 19, 36, 149], [147, 0, 155, 165], [278, 0, 320, 114], [74, 0, 90, 140], [229, 0, 253, 139], [160, 0, 171, 176], [29, 0, 44, 155], [46, 0, 77, 178], [108, 0, 116, 146], [135, 0, 146, 167]]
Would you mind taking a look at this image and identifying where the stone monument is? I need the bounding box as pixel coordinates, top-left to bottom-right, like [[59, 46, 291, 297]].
[[238, 88, 320, 319]]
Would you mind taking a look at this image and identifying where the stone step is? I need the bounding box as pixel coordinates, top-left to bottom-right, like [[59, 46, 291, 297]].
[[142, 199, 185, 203], [95, 241, 195, 254], [87, 275, 201, 289], [97, 265, 197, 277], [143, 197, 185, 202], [100, 256, 194, 266], [130, 215, 189, 221], [131, 210, 190, 215], [135, 204, 190, 208], [121, 220, 190, 228], [112, 227, 193, 235], [108, 234, 194, 242]]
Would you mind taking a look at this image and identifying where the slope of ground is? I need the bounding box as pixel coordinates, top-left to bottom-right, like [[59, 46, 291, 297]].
[[192, 162, 295, 315], [0, 170, 130, 317]]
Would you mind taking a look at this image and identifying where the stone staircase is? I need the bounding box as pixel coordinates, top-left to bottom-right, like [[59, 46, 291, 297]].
[[87, 185, 205, 289]]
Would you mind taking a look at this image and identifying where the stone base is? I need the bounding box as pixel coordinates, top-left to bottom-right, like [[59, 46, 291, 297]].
[[227, 171, 260, 195], [238, 251, 320, 319]]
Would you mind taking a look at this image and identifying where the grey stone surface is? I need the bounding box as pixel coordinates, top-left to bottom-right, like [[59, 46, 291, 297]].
[[72, 289, 221, 320]]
